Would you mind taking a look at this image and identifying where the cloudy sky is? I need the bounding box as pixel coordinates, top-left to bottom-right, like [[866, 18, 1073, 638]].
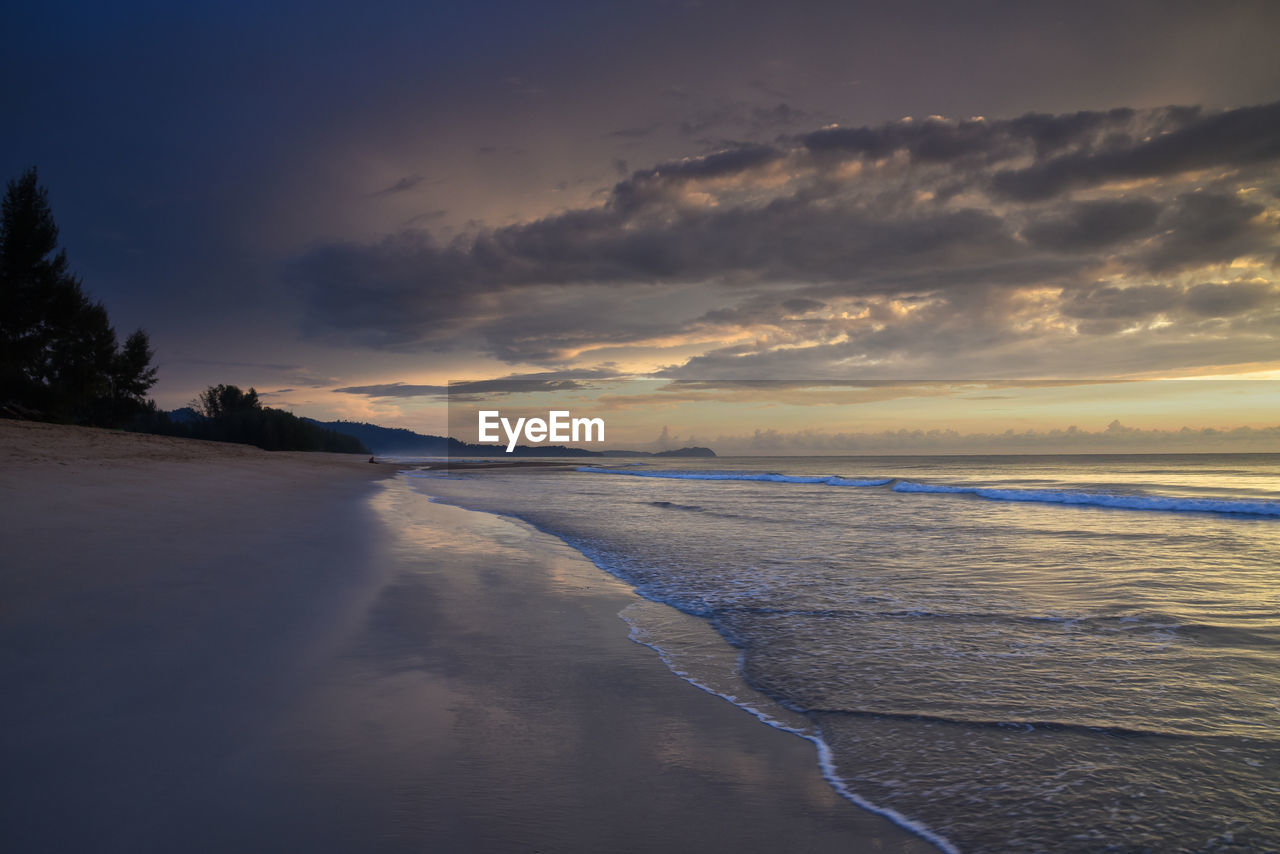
[[4, 0, 1279, 443]]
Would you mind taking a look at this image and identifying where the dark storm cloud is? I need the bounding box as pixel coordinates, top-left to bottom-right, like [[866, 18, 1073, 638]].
[[1022, 198, 1162, 251], [694, 295, 827, 327], [781, 297, 826, 313], [334, 369, 625, 399], [990, 101, 1280, 201], [1143, 192, 1268, 271], [794, 101, 1280, 200], [802, 114, 1017, 163], [297, 191, 1017, 353], [617, 143, 786, 194], [1004, 109, 1140, 158], [1184, 280, 1278, 317], [296, 100, 1280, 368], [1059, 284, 1182, 320], [298, 201, 1020, 357], [302, 197, 1015, 309]]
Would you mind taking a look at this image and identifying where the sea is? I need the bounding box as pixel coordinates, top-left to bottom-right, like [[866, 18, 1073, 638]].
[[405, 454, 1280, 853]]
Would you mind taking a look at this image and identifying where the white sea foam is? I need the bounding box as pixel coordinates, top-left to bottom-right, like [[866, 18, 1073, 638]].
[[578, 467, 893, 487], [892, 481, 1280, 516], [620, 602, 962, 854], [577, 467, 1280, 516]]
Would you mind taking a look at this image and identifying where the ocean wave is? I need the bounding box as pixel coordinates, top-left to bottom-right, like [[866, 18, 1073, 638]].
[[804, 707, 1272, 744], [578, 467, 893, 487], [579, 466, 1280, 517], [892, 481, 1280, 516], [715, 606, 1280, 648], [620, 605, 963, 854]]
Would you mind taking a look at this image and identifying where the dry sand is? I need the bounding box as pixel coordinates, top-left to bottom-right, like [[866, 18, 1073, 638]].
[[0, 420, 935, 853]]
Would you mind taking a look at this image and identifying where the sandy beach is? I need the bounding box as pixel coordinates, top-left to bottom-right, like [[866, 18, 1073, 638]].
[[0, 421, 934, 853]]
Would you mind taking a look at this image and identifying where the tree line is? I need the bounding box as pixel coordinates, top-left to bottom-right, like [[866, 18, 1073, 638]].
[[1, 168, 367, 454], [1, 167, 157, 425], [140, 384, 369, 454]]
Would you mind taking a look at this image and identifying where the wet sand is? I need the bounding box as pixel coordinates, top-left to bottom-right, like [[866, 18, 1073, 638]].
[[0, 421, 935, 852]]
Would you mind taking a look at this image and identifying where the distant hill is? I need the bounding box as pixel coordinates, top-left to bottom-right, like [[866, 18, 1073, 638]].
[[166, 406, 203, 424], [304, 419, 715, 458], [302, 420, 455, 456]]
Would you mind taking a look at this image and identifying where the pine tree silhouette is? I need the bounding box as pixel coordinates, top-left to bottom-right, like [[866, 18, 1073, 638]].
[[1, 167, 157, 424]]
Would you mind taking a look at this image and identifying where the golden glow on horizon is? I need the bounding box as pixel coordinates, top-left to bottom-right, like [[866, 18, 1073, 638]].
[[429, 378, 1280, 452]]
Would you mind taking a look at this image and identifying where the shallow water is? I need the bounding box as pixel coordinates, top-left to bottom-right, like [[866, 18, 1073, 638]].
[[412, 454, 1280, 852]]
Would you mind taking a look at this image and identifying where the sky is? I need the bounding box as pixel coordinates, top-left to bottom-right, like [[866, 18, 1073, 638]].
[[4, 0, 1279, 450]]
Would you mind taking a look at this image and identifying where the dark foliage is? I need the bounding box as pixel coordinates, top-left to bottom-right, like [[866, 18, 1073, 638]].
[[302, 419, 452, 456], [138, 385, 369, 453], [0, 167, 157, 425], [193, 383, 260, 420]]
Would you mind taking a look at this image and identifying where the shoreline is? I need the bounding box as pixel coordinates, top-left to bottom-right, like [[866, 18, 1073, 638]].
[[380, 480, 940, 852], [1, 421, 935, 852]]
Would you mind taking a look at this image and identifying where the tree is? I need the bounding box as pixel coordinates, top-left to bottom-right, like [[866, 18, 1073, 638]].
[[113, 329, 158, 404], [0, 167, 157, 424], [181, 383, 369, 453], [1, 166, 70, 407], [193, 383, 260, 419]]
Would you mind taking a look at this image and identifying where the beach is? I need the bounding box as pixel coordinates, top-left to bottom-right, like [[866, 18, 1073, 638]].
[[0, 421, 934, 853]]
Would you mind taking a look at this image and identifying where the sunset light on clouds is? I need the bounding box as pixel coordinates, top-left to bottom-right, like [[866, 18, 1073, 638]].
[[4, 0, 1278, 447]]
